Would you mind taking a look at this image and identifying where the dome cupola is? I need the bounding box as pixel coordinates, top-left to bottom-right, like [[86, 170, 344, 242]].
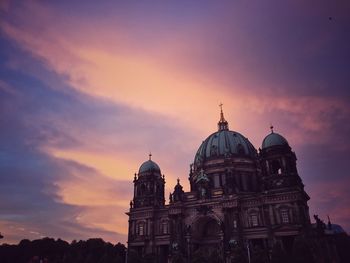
[[190, 105, 259, 194], [194, 106, 257, 166], [132, 153, 165, 208], [138, 153, 161, 175], [260, 126, 303, 191], [262, 125, 289, 149]]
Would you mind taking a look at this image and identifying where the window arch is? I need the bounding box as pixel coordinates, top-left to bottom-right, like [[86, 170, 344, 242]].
[[270, 160, 282, 175]]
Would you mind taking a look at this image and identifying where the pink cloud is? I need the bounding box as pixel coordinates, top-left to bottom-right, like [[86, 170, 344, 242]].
[[308, 178, 350, 233], [1, 1, 349, 242]]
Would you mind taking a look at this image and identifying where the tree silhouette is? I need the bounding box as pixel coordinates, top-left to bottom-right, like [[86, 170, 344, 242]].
[[0, 237, 126, 263]]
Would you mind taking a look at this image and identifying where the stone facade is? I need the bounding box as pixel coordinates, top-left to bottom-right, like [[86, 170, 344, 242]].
[[126, 110, 310, 262]]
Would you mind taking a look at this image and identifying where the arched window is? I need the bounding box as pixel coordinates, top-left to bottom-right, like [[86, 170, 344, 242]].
[[270, 160, 282, 175]]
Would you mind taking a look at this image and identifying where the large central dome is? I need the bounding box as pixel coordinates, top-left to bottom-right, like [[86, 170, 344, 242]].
[[194, 107, 257, 165], [194, 130, 257, 163]]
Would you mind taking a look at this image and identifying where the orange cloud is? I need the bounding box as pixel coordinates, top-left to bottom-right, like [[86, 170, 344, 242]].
[[2, 1, 349, 243], [50, 149, 135, 181], [46, 150, 133, 238], [3, 7, 347, 149]]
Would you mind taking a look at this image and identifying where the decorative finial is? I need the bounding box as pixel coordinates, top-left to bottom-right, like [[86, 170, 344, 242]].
[[219, 103, 224, 121], [270, 124, 274, 133], [149, 152, 152, 160], [218, 103, 229, 131], [177, 178, 180, 184]]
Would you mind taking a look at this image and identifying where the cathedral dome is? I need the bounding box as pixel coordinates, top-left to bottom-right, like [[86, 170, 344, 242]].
[[138, 155, 161, 174], [194, 107, 257, 164], [262, 127, 289, 149], [194, 130, 257, 164]]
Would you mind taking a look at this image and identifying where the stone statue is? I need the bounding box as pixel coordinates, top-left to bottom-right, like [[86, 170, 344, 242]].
[[196, 168, 209, 184], [314, 214, 326, 232], [172, 242, 179, 251], [201, 187, 206, 198]]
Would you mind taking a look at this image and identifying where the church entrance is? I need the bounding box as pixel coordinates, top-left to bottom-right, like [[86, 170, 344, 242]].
[[190, 216, 224, 262]]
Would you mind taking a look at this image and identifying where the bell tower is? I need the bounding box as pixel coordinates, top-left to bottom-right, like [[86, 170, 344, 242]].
[[260, 126, 304, 191], [259, 125, 311, 236], [132, 154, 165, 208]]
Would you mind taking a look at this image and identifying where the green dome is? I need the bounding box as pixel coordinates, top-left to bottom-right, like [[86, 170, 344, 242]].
[[138, 159, 160, 174], [262, 132, 289, 149], [194, 130, 257, 164]]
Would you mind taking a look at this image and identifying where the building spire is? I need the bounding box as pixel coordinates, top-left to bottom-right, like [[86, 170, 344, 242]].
[[270, 124, 274, 133], [218, 103, 229, 131], [149, 152, 152, 160]]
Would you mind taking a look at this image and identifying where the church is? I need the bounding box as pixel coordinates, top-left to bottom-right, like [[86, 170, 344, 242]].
[[126, 108, 311, 262]]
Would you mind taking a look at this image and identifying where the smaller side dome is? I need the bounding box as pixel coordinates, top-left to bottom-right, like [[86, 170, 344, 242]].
[[138, 154, 161, 174], [262, 126, 289, 149], [139, 160, 160, 173]]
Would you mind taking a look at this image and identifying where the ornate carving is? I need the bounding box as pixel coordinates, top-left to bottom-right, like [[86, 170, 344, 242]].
[[196, 205, 213, 215]]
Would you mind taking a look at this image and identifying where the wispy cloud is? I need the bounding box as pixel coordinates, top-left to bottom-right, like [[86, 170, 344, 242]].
[[0, 0, 349, 243]]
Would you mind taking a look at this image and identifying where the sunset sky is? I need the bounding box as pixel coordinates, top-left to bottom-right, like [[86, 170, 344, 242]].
[[0, 1, 349, 244]]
